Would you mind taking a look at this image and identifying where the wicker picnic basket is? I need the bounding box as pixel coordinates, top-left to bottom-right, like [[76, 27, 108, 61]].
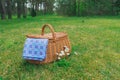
[[26, 24, 71, 64]]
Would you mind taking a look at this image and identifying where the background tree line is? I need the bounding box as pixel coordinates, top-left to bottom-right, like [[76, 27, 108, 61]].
[[0, 0, 120, 20], [56, 0, 120, 16], [0, 0, 54, 20]]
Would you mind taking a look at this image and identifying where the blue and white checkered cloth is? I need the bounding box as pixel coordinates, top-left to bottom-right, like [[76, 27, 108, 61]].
[[22, 38, 48, 61]]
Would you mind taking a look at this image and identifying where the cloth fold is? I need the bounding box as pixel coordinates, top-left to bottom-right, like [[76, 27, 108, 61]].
[[22, 38, 48, 61]]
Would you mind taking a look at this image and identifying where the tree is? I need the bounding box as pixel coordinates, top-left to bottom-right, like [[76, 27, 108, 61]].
[[40, 0, 54, 15], [29, 0, 37, 16], [0, 0, 6, 20], [22, 0, 27, 18], [56, 0, 76, 16], [114, 0, 120, 15], [45, 0, 55, 14], [31, 8, 36, 17], [6, 0, 12, 19], [76, 0, 86, 16], [76, 0, 111, 16], [17, 0, 22, 18]]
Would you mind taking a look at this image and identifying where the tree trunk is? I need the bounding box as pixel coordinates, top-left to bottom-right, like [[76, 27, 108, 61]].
[[45, 1, 52, 14], [43, 2, 47, 15], [35, 2, 39, 11], [0, 0, 1, 17], [6, 0, 12, 19], [22, 2, 27, 18], [0, 0, 6, 20], [76, 0, 80, 16], [111, 0, 115, 15], [17, 1, 22, 18]]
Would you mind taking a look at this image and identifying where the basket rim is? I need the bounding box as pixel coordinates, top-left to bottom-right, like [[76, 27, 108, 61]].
[[26, 32, 68, 40]]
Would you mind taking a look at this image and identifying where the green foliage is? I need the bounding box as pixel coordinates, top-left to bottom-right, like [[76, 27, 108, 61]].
[[114, 0, 120, 15], [0, 76, 2, 80], [56, 0, 120, 16], [55, 59, 70, 68], [56, 0, 76, 16], [76, 0, 86, 16], [115, 0, 120, 8]]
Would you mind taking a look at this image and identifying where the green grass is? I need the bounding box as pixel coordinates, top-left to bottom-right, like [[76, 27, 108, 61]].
[[0, 15, 120, 80]]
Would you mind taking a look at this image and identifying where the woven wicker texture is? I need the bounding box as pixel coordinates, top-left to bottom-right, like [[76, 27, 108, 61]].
[[26, 24, 71, 64]]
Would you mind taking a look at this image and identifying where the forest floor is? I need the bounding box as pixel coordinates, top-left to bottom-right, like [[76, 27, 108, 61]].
[[0, 15, 120, 80]]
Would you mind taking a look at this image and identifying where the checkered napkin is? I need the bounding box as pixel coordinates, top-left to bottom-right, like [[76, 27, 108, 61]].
[[22, 38, 48, 61]]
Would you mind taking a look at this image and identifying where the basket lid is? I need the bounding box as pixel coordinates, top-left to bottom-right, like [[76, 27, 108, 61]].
[[26, 32, 68, 40]]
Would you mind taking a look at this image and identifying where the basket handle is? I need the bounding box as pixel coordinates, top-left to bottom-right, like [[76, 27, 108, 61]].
[[41, 24, 56, 41]]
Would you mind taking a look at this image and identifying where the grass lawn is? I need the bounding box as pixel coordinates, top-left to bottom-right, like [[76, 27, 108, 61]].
[[0, 15, 120, 80]]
